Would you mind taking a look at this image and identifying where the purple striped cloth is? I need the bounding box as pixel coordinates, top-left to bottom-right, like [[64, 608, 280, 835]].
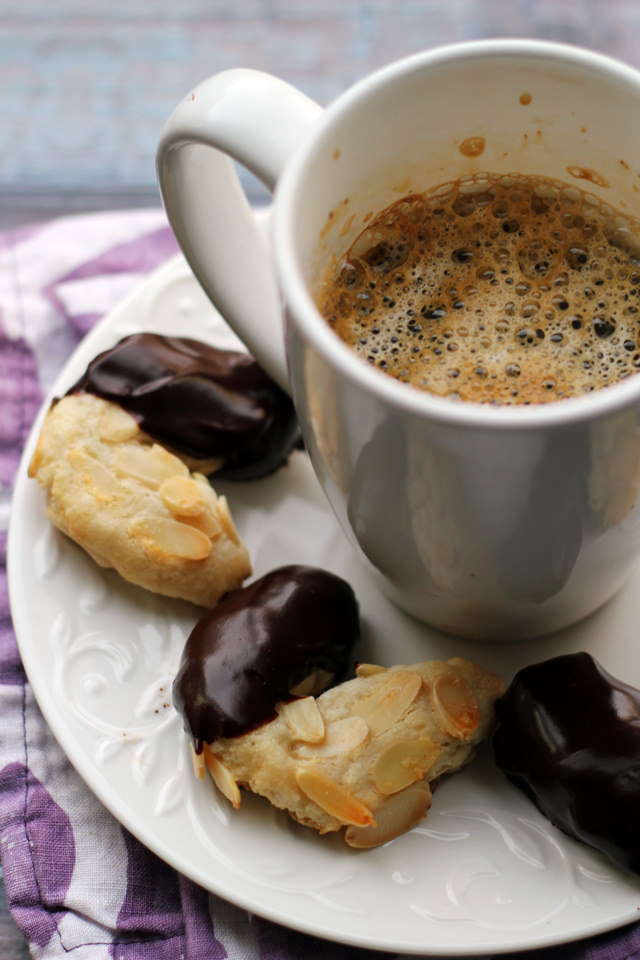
[[1, 209, 639, 960]]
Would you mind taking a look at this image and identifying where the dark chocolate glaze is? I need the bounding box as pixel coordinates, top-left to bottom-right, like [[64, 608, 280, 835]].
[[173, 565, 361, 749], [493, 652, 640, 876], [68, 333, 299, 479]]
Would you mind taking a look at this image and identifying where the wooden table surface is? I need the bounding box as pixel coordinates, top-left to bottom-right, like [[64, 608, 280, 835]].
[[1, 2, 639, 955]]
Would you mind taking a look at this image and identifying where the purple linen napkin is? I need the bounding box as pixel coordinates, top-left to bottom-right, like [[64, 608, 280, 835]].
[[0, 208, 639, 960]]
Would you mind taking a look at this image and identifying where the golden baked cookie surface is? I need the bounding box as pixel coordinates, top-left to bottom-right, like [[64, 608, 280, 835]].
[[198, 657, 504, 847], [29, 393, 251, 606]]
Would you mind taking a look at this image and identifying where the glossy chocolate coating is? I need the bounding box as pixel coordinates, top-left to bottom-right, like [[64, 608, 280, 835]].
[[173, 565, 361, 749], [493, 652, 640, 876], [69, 333, 299, 479]]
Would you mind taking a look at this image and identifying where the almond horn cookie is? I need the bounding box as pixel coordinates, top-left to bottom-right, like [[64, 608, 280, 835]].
[[28, 393, 251, 607], [173, 565, 361, 746], [195, 657, 504, 847], [67, 333, 300, 480], [493, 652, 640, 876]]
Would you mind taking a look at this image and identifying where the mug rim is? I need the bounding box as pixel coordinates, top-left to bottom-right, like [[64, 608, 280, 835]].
[[274, 37, 640, 430]]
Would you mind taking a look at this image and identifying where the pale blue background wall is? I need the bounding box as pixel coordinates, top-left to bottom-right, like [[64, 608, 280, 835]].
[[1, 0, 639, 226]]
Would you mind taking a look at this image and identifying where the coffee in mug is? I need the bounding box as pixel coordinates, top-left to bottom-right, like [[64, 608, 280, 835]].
[[315, 172, 640, 404]]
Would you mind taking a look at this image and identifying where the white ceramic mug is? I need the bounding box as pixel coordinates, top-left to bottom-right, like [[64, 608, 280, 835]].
[[157, 39, 640, 640]]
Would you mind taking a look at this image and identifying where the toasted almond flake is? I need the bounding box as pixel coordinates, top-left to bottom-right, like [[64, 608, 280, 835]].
[[203, 748, 242, 808], [194, 474, 220, 504], [289, 669, 335, 698], [128, 515, 212, 560], [355, 663, 387, 678], [345, 781, 432, 848], [295, 767, 375, 826], [184, 480, 225, 537], [372, 737, 441, 795], [190, 743, 206, 781], [276, 696, 325, 743], [193, 456, 226, 475], [99, 404, 140, 443], [353, 670, 422, 735], [295, 716, 369, 758], [67, 447, 121, 496], [114, 443, 188, 487], [431, 670, 479, 739], [216, 496, 242, 545], [180, 510, 222, 539], [159, 475, 209, 516]]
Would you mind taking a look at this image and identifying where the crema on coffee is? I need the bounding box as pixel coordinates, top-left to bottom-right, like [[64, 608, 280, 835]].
[[315, 173, 640, 403]]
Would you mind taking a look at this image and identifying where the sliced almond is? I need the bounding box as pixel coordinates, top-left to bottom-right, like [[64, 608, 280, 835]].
[[289, 669, 335, 698], [179, 479, 224, 537], [353, 670, 422, 735], [295, 716, 369, 758], [216, 496, 242, 545], [355, 663, 387, 678], [114, 443, 188, 488], [159, 475, 209, 517], [99, 403, 140, 443], [192, 456, 226, 475], [295, 767, 375, 827], [128, 515, 212, 560], [431, 670, 479, 739], [203, 748, 242, 808], [190, 742, 206, 781], [345, 781, 432, 848], [67, 447, 121, 497], [276, 696, 325, 743], [180, 510, 222, 539], [193, 473, 220, 505], [372, 737, 441, 795]]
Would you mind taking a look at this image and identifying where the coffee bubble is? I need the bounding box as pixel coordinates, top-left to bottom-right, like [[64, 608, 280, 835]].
[[316, 172, 640, 404]]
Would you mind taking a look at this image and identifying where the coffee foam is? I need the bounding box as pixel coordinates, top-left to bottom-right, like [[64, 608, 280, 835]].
[[316, 173, 640, 404]]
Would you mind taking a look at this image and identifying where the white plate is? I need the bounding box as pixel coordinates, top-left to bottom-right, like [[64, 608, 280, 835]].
[[8, 254, 640, 956]]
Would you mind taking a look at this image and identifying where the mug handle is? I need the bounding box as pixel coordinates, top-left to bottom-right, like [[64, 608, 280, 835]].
[[156, 69, 323, 392]]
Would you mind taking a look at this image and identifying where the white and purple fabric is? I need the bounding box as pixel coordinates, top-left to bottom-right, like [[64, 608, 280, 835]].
[[1, 209, 639, 960]]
